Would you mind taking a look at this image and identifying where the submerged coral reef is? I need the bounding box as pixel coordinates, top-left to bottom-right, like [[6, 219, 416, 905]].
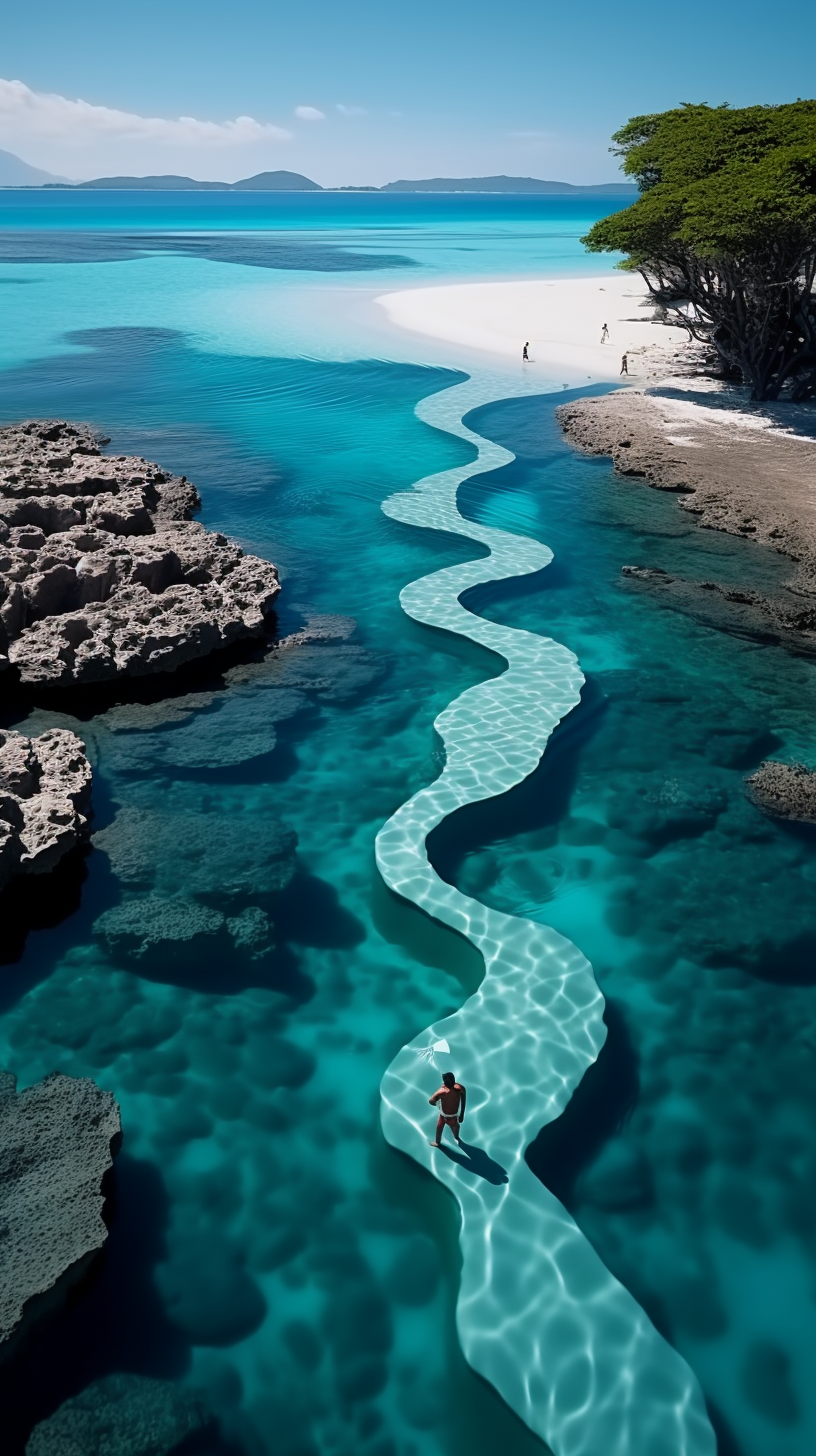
[[93, 806, 297, 964], [25, 1372, 210, 1456]]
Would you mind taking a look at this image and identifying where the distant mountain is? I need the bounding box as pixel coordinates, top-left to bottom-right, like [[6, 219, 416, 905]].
[[381, 176, 637, 194], [74, 170, 322, 192], [230, 171, 322, 191], [76, 175, 230, 190], [0, 148, 73, 187]]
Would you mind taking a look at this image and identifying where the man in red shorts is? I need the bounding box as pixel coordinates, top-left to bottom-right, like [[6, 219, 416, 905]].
[[429, 1070, 467, 1147]]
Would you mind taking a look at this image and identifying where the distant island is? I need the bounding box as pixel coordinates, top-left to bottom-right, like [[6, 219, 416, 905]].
[[0, 149, 635, 194], [57, 173, 635, 195], [63, 170, 323, 192], [380, 176, 637, 194]]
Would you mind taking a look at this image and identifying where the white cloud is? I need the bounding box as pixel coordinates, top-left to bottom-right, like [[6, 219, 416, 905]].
[[0, 77, 291, 174], [295, 105, 325, 121], [336, 104, 367, 117]]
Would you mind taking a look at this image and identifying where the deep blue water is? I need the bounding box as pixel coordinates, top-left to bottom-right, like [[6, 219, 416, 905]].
[[0, 193, 814, 1456], [0, 189, 634, 230]]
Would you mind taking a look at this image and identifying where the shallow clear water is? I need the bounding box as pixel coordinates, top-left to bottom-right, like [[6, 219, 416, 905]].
[[0, 194, 814, 1456]]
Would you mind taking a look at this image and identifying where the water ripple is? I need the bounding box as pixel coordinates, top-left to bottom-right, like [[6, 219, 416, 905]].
[[376, 374, 716, 1455]]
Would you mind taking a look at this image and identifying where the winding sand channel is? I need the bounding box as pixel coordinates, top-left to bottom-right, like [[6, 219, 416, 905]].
[[376, 376, 716, 1456]]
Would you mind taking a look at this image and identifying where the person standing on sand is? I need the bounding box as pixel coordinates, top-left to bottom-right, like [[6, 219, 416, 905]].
[[429, 1071, 466, 1147], [522, 342, 530, 361], [620, 353, 629, 375], [600, 323, 609, 343]]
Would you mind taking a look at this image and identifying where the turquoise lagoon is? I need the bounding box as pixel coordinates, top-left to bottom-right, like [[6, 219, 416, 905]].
[[0, 193, 815, 1456]]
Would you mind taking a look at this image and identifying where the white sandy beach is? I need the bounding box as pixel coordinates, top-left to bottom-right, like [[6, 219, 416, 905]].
[[376, 272, 690, 385]]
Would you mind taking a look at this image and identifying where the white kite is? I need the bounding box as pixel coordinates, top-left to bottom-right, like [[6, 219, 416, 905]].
[[413, 1037, 450, 1067]]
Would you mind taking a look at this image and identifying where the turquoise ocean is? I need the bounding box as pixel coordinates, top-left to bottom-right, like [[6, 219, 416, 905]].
[[1, 191, 815, 1456]]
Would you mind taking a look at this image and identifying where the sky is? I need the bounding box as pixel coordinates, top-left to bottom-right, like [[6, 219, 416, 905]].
[[3, 0, 816, 186]]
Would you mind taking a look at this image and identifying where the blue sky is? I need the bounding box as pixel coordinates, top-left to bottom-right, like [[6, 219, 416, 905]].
[[3, 0, 815, 184]]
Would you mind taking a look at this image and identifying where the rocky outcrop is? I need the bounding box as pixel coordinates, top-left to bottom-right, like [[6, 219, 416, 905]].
[[557, 393, 816, 586], [0, 1071, 121, 1356], [557, 392, 816, 649], [0, 420, 280, 686], [745, 760, 816, 823], [25, 1372, 210, 1456], [620, 565, 816, 657], [0, 728, 92, 890]]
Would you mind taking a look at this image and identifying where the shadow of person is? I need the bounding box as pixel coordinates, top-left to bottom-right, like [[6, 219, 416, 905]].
[[437, 1138, 509, 1185]]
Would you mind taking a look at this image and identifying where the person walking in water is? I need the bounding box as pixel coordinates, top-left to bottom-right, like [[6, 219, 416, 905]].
[[600, 322, 609, 343], [522, 341, 530, 361], [620, 352, 629, 375], [429, 1071, 466, 1147]]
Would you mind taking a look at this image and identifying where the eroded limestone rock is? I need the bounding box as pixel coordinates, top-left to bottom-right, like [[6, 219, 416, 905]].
[[25, 1372, 210, 1456], [0, 420, 280, 686], [0, 1071, 121, 1354], [745, 760, 816, 823], [0, 727, 92, 890]]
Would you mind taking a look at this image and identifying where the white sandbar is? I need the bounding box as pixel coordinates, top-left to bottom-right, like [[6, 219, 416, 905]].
[[377, 272, 690, 383]]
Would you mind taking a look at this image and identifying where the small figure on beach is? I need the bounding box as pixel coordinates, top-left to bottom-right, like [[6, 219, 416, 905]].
[[600, 323, 609, 343], [620, 353, 629, 375], [522, 342, 530, 361], [429, 1071, 466, 1147]]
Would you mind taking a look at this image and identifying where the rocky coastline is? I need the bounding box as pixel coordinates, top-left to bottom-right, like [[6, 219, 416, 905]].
[[0, 418, 283, 892], [557, 387, 816, 821], [557, 391, 816, 583], [0, 420, 280, 687]]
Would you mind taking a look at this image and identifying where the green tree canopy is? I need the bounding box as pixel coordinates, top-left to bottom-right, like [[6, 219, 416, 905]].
[[583, 102, 816, 400]]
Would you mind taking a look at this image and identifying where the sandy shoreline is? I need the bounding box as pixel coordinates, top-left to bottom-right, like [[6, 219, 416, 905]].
[[377, 272, 691, 385], [378, 271, 816, 651]]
